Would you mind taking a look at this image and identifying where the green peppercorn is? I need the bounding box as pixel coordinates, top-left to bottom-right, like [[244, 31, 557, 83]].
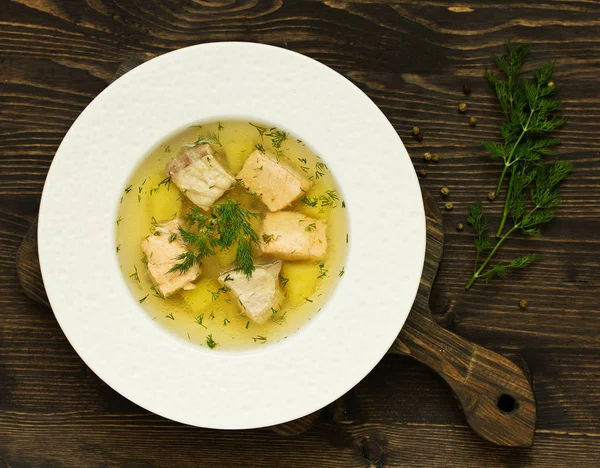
[[444, 202, 454, 211], [431, 153, 440, 163], [441, 187, 450, 196], [424, 152, 432, 162], [457, 222, 464, 231], [468, 116, 478, 127], [547, 81, 554, 88], [487, 191, 496, 201], [458, 103, 467, 113], [412, 126, 420, 136], [419, 169, 427, 177], [415, 132, 424, 142], [519, 299, 528, 309], [463, 84, 472, 95]]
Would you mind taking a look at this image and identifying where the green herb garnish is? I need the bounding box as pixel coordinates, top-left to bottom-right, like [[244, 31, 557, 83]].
[[206, 334, 218, 349]]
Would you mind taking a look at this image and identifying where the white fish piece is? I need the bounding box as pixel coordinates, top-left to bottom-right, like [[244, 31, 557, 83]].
[[236, 150, 312, 211], [165, 144, 235, 211], [259, 211, 327, 261], [141, 219, 201, 297], [218, 262, 283, 324]]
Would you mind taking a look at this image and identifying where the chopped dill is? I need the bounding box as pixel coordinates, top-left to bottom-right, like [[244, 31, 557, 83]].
[[116, 244, 121, 253], [245, 321, 250, 329], [195, 314, 207, 328], [168, 234, 177, 243], [339, 267, 345, 277], [318, 263, 328, 278], [252, 335, 267, 343], [151, 284, 166, 300], [255, 143, 265, 152], [129, 265, 140, 283], [305, 223, 317, 232], [342, 201, 346, 208], [139, 294, 149, 303], [279, 274, 289, 289], [262, 233, 275, 244], [116, 216, 123, 226], [249, 122, 267, 138], [206, 334, 218, 349], [125, 185, 132, 194], [165, 312, 175, 320], [315, 161, 327, 179], [265, 128, 287, 148], [223, 318, 230, 326], [223, 273, 233, 282], [305, 297, 313, 303], [300, 166, 310, 173], [218, 122, 224, 131], [194, 132, 221, 147]]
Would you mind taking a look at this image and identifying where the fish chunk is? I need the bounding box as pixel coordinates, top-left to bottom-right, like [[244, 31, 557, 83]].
[[218, 263, 282, 324], [165, 144, 235, 211], [141, 219, 201, 297], [236, 150, 312, 211], [259, 211, 327, 261]]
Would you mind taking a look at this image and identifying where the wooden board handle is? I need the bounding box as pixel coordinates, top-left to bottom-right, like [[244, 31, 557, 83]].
[[392, 304, 536, 447]]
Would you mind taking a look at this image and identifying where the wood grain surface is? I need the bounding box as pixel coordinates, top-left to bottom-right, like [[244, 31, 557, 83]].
[[1, 1, 600, 466]]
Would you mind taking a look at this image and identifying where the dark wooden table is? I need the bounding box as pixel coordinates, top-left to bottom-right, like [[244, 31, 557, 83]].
[[2, 1, 600, 466]]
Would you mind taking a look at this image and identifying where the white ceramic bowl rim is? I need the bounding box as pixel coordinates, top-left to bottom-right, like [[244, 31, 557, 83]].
[[39, 42, 425, 429]]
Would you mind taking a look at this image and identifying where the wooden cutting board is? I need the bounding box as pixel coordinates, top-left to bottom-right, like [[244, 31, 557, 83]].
[[16, 55, 536, 447]]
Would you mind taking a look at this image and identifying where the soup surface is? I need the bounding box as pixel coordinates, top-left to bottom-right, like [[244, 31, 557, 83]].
[[116, 120, 348, 350]]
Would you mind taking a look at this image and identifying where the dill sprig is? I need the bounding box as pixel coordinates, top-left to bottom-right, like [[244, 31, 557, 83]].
[[194, 132, 222, 147], [169, 200, 260, 277], [485, 42, 566, 236], [466, 161, 571, 289]]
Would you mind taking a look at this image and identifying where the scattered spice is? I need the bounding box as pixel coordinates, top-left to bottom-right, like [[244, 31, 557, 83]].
[[457, 223, 464, 231], [419, 169, 427, 178], [412, 126, 420, 136], [519, 299, 528, 309], [431, 153, 440, 163], [441, 187, 450, 197], [463, 84, 472, 95], [444, 202, 454, 211], [468, 116, 478, 127], [487, 191, 497, 201], [424, 152, 432, 162], [458, 103, 468, 113]]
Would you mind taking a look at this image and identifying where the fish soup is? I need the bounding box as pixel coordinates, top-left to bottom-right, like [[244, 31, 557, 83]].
[[116, 120, 348, 350]]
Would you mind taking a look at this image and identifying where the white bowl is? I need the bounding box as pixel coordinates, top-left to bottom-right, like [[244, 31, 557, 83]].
[[38, 42, 425, 429]]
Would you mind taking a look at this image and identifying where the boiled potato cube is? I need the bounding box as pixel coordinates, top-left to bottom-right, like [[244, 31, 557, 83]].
[[148, 185, 181, 221], [223, 140, 255, 175], [182, 278, 238, 317], [281, 262, 320, 306]]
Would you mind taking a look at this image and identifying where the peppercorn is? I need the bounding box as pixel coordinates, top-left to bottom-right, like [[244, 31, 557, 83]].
[[547, 81, 554, 88], [444, 202, 454, 211], [456, 222, 464, 231], [419, 169, 427, 177], [412, 126, 420, 136], [424, 152, 432, 162], [415, 132, 424, 142], [441, 187, 450, 196], [463, 84, 471, 95], [468, 116, 478, 127], [431, 153, 440, 163], [519, 299, 528, 309], [458, 103, 467, 113], [487, 191, 496, 201]]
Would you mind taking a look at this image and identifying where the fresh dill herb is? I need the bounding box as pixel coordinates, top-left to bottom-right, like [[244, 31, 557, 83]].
[[218, 122, 224, 131], [151, 284, 166, 300], [342, 201, 346, 208], [141, 255, 148, 265], [129, 265, 140, 283], [300, 166, 310, 173], [318, 263, 328, 278], [255, 143, 265, 152], [116, 245, 121, 253], [265, 128, 287, 148], [223, 318, 230, 326], [249, 123, 267, 138], [138, 186, 143, 194], [272, 310, 287, 325], [346, 233, 348, 243], [168, 234, 177, 243], [315, 161, 327, 179], [116, 216, 123, 226], [208, 289, 220, 302], [223, 273, 233, 282], [262, 233, 275, 244], [279, 274, 289, 289], [206, 334, 218, 349], [137, 194, 141, 203], [466, 161, 571, 289], [165, 313, 175, 320], [245, 321, 250, 329], [125, 185, 132, 194], [252, 335, 267, 343], [139, 294, 149, 303], [300, 191, 339, 211], [209, 311, 215, 320], [339, 267, 345, 277], [298, 157, 307, 164], [194, 132, 221, 147], [305, 297, 313, 303], [164, 145, 171, 153], [195, 314, 207, 328], [157, 176, 171, 191], [484, 42, 566, 236], [305, 223, 317, 232]]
